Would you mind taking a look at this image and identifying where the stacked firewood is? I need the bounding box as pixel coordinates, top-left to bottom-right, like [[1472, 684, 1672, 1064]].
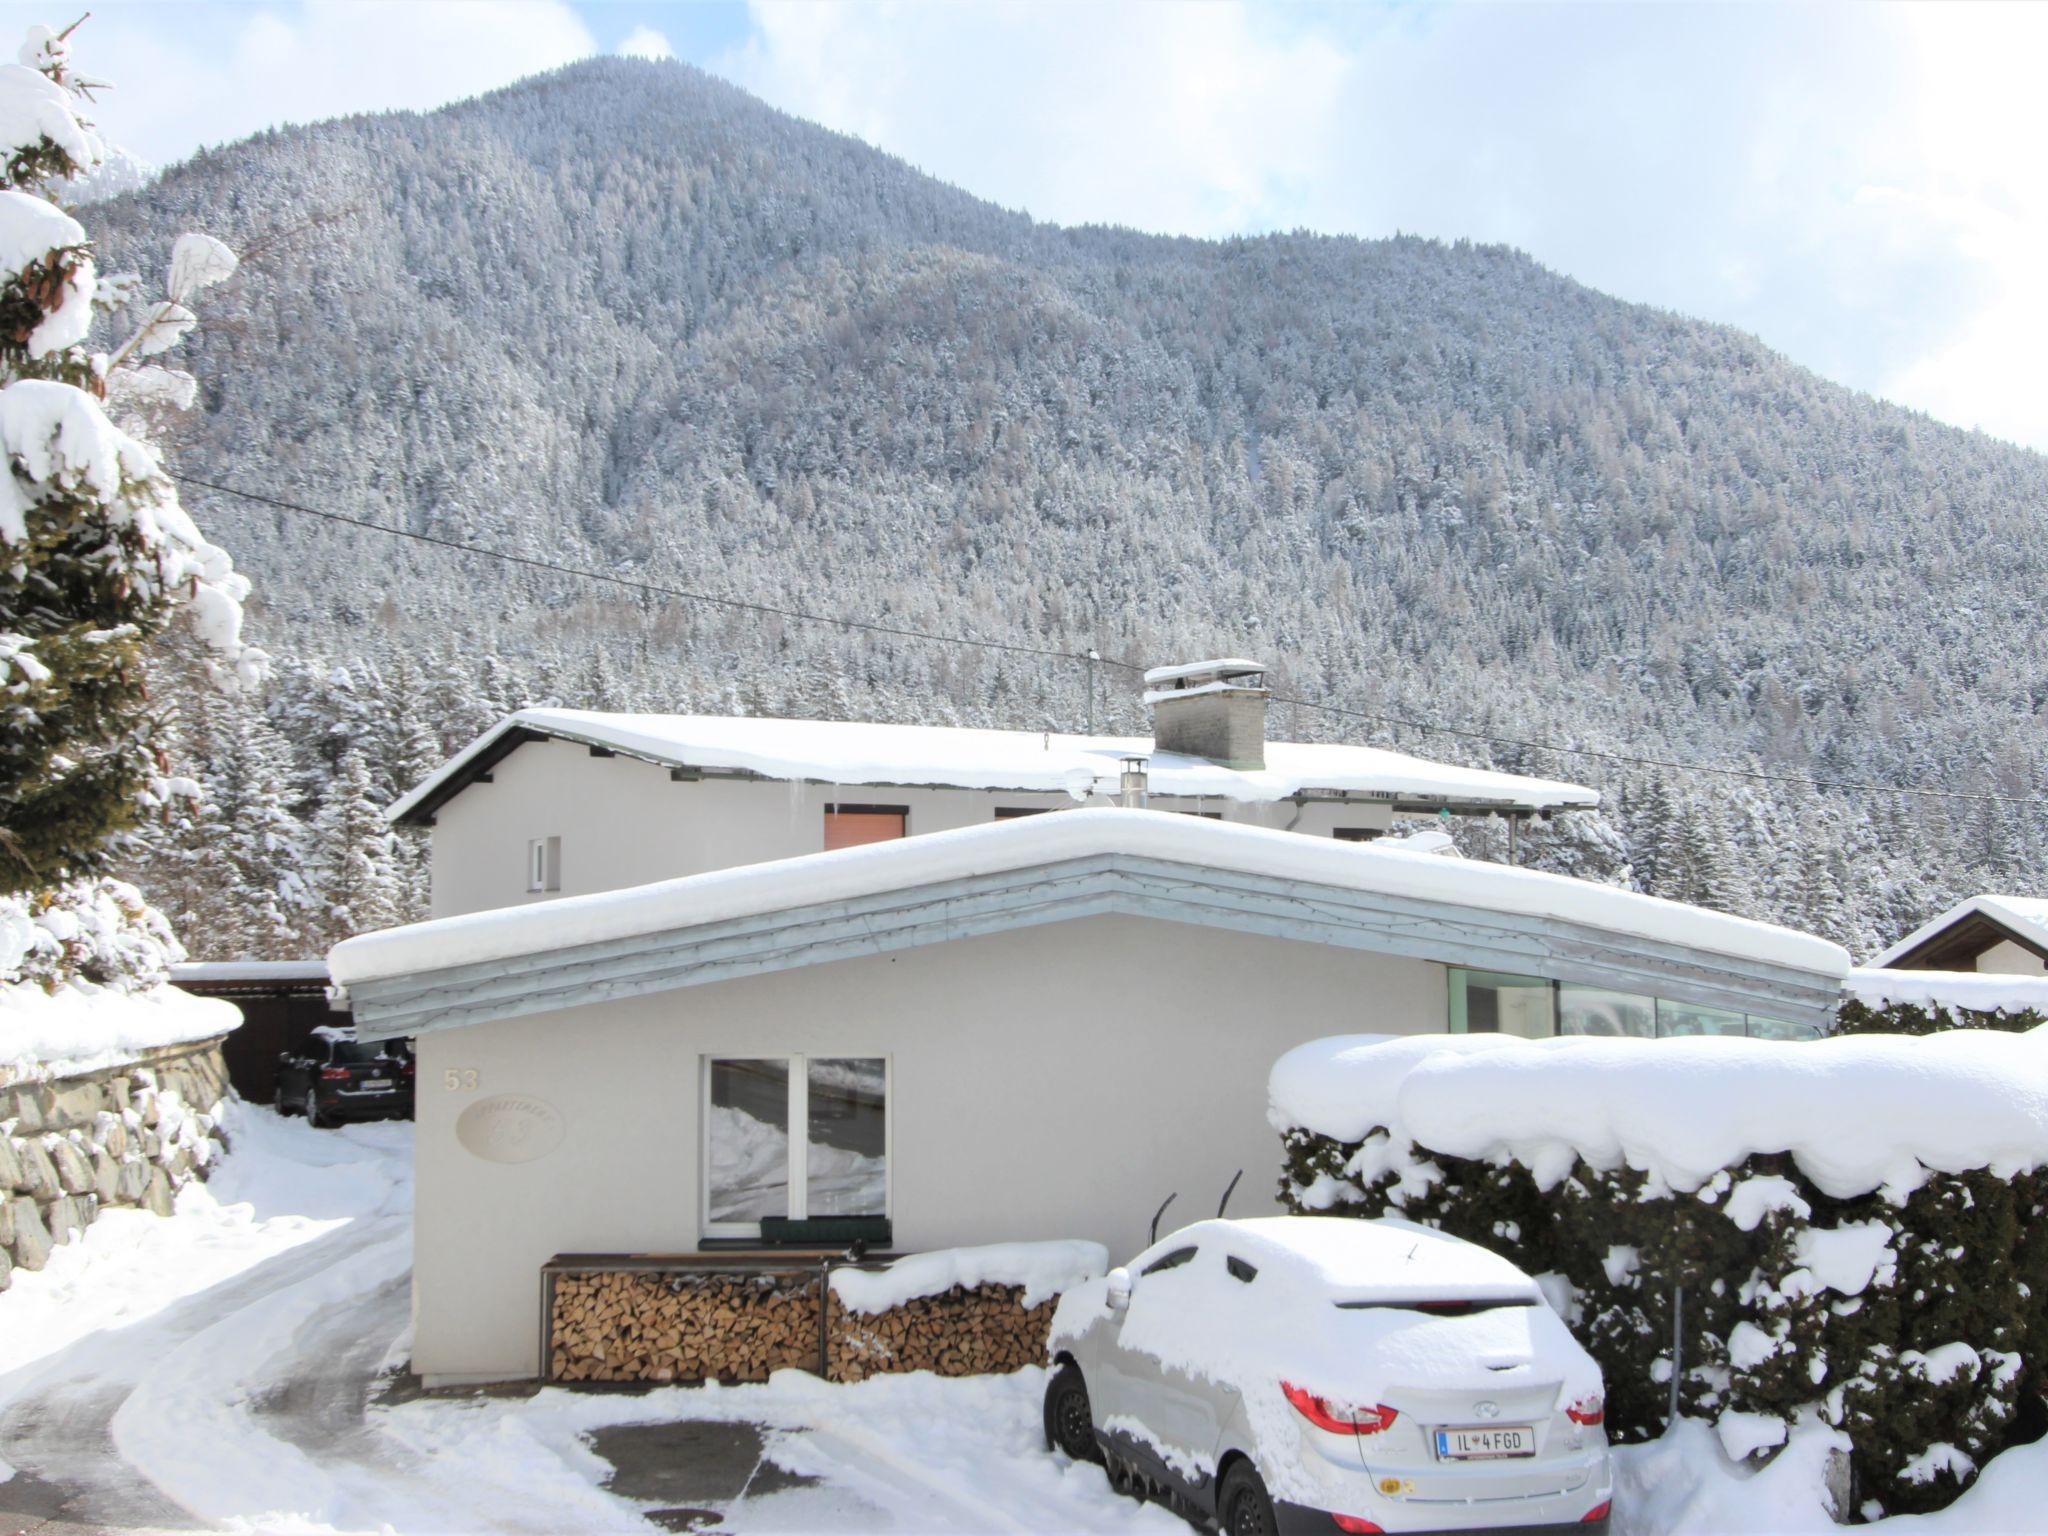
[[827, 1282, 1055, 1383], [548, 1270, 822, 1383]]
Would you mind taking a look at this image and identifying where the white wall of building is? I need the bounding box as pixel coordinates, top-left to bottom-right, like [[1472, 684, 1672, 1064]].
[[427, 739, 1398, 919], [409, 913, 1443, 1384], [1975, 938, 2048, 976]]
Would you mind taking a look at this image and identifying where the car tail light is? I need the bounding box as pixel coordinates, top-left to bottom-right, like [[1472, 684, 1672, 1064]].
[[1281, 1382, 1399, 1436], [1566, 1395, 1605, 1426], [1581, 1499, 1613, 1523], [1331, 1517, 1385, 1534], [400, 1060, 416, 1075], [319, 1067, 351, 1081]]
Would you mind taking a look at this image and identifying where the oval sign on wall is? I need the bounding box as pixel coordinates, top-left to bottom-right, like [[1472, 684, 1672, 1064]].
[[455, 1093, 565, 1165]]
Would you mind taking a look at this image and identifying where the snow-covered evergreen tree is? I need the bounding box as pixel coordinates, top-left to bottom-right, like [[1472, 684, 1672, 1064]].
[[306, 747, 404, 947], [0, 19, 258, 989]]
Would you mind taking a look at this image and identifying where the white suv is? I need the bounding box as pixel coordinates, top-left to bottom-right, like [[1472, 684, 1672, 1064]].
[[1044, 1217, 1612, 1535]]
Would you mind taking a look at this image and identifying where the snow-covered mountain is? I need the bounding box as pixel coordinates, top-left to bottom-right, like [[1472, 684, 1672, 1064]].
[[96, 57, 2048, 956]]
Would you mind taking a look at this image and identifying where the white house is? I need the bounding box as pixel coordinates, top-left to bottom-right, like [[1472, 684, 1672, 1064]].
[[1869, 894, 2048, 976], [388, 659, 1601, 920], [332, 797, 1847, 1385]]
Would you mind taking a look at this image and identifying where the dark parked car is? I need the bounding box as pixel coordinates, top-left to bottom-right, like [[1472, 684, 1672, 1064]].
[[277, 1028, 415, 1126]]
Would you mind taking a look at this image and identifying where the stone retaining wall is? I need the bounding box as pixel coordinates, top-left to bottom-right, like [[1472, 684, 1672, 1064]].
[[0, 1036, 232, 1287], [546, 1267, 1060, 1386]]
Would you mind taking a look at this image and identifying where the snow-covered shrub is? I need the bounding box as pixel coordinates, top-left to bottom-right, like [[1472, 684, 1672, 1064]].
[[1272, 1031, 2048, 1518]]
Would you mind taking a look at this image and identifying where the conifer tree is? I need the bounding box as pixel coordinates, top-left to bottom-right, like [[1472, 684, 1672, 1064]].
[[0, 20, 258, 936], [307, 747, 403, 945]]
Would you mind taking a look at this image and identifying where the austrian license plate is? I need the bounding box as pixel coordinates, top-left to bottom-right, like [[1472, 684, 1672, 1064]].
[[360, 1078, 393, 1091], [1435, 1425, 1537, 1460]]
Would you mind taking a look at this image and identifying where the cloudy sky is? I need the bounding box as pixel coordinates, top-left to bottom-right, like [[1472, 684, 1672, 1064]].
[[16, 0, 2043, 453]]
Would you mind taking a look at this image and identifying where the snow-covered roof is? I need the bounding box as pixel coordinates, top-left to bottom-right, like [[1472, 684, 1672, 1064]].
[[333, 810, 1846, 1043], [1870, 894, 2048, 969], [387, 708, 1600, 826], [168, 960, 330, 985], [1140, 658, 1265, 686], [1843, 967, 2048, 1017]]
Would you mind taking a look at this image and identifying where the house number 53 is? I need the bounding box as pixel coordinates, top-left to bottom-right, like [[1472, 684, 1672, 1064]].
[[442, 1068, 481, 1091]]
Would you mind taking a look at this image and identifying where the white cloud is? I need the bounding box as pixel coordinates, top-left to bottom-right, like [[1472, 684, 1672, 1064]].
[[0, 1, 596, 163], [716, 0, 1351, 236], [618, 24, 676, 62]]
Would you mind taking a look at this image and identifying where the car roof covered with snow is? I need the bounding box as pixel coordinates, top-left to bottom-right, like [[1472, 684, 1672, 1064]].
[[387, 708, 1601, 826], [1162, 1217, 1542, 1304]]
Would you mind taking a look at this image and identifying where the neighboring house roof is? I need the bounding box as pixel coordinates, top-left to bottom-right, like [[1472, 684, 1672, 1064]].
[[167, 960, 333, 999], [386, 709, 1602, 827], [334, 808, 1847, 1041], [1843, 967, 2048, 1017], [1869, 895, 2048, 970]]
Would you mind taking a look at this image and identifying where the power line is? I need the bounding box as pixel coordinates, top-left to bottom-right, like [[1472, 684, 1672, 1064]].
[[176, 471, 2044, 809], [171, 472, 1085, 667]]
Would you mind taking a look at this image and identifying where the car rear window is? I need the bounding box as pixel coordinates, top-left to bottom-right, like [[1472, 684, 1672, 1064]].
[[330, 1041, 391, 1064], [1141, 1246, 1198, 1276], [1334, 1297, 1537, 1316]]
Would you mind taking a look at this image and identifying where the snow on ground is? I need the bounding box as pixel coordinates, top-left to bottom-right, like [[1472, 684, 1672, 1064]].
[[2, 1103, 2043, 1534]]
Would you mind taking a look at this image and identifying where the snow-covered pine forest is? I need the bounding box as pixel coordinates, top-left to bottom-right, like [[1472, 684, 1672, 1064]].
[[88, 57, 2048, 964]]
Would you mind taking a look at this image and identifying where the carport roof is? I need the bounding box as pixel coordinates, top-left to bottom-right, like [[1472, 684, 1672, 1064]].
[[333, 810, 1849, 1041]]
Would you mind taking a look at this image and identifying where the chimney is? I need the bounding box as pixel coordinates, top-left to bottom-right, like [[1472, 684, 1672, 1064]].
[[1144, 658, 1269, 770], [1119, 754, 1150, 808]]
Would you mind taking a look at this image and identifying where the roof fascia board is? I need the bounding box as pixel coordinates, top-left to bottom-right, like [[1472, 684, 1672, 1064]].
[[348, 856, 1839, 1040]]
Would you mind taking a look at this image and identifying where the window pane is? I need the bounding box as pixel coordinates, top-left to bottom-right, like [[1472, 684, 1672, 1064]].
[[1657, 1000, 1747, 1038], [1449, 968, 1556, 1037], [1747, 1014, 1819, 1041], [707, 1058, 790, 1223], [824, 809, 906, 851], [807, 1058, 887, 1217], [1558, 985, 1656, 1038]]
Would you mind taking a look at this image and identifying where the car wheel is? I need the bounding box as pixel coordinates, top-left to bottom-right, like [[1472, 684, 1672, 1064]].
[[308, 1102, 329, 1129], [1219, 1462, 1278, 1536], [1042, 1362, 1102, 1464]]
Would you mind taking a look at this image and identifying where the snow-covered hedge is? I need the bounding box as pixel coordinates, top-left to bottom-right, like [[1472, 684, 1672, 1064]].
[[1838, 969, 2046, 1038], [1270, 1032, 2048, 1519]]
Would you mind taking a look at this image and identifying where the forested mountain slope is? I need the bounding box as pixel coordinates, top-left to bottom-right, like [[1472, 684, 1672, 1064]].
[[94, 57, 2048, 959]]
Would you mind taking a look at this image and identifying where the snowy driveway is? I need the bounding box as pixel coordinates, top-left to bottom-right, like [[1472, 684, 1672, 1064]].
[[0, 1106, 1179, 1534]]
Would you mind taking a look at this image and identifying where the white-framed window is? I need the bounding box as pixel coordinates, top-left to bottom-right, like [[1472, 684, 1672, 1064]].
[[701, 1054, 890, 1238], [527, 835, 561, 893]]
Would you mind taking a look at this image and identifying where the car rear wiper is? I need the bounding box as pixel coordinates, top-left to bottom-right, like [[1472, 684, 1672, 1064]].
[[1334, 1298, 1537, 1316]]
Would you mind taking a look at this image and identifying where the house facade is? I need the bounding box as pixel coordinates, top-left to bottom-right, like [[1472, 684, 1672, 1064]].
[[1871, 894, 2048, 976], [333, 803, 1848, 1386]]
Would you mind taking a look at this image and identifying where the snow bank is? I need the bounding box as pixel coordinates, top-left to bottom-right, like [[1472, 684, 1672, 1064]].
[[1844, 967, 2048, 1016], [334, 807, 1844, 986], [1270, 1028, 2048, 1199], [0, 979, 238, 1080], [390, 707, 1601, 824], [828, 1240, 1107, 1314]]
